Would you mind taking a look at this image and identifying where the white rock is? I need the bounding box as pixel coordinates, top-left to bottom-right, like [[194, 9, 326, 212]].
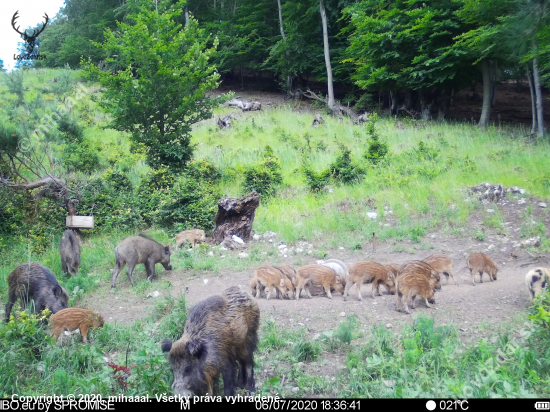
[[263, 231, 277, 239], [238, 252, 249, 259], [295, 248, 303, 253], [519, 188, 526, 195], [486, 209, 494, 213], [339, 246, 344, 250], [487, 244, 495, 250], [147, 290, 160, 298], [278, 244, 287, 250], [518, 199, 526, 205], [386, 323, 393, 329], [383, 380, 396, 388], [307, 250, 312, 255], [220, 246, 228, 251], [207, 251, 214, 257], [203, 279, 209, 284], [220, 255, 226, 258], [232, 235, 244, 244], [539, 202, 547, 208], [367, 212, 378, 220], [283, 254, 288, 258], [252, 234, 261, 241], [339, 312, 346, 317]]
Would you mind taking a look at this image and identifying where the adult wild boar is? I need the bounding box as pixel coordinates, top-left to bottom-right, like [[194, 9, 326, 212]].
[[5, 262, 69, 322], [111, 235, 173, 288], [162, 286, 260, 396], [60, 229, 81, 276]]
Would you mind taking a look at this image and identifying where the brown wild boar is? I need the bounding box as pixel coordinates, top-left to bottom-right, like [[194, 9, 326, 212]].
[[5, 263, 69, 322], [111, 235, 173, 288], [467, 253, 498, 286], [249, 265, 294, 299], [396, 273, 436, 314], [161, 286, 260, 396], [344, 261, 392, 300], [176, 229, 206, 249], [60, 229, 81, 276], [50, 307, 104, 344], [383, 263, 400, 279], [525, 267, 549, 300], [398, 261, 441, 291], [423, 254, 459, 286], [295, 264, 345, 300], [274, 264, 298, 299]]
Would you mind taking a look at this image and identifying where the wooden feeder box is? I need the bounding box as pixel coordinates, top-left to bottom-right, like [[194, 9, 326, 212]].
[[66, 216, 94, 229]]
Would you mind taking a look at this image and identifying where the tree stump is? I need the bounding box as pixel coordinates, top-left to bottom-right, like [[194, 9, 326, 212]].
[[212, 191, 260, 244]]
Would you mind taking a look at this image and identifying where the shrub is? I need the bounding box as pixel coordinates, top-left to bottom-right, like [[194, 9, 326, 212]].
[[364, 116, 388, 164], [302, 162, 331, 193], [329, 144, 365, 184], [243, 146, 283, 198]]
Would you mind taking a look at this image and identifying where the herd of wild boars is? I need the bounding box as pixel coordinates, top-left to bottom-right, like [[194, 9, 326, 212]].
[[249, 252, 548, 314]]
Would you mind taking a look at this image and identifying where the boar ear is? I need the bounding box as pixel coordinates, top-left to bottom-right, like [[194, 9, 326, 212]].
[[161, 339, 173, 353], [279, 279, 285, 287], [186, 339, 205, 358], [166, 245, 173, 255], [53, 285, 63, 297]]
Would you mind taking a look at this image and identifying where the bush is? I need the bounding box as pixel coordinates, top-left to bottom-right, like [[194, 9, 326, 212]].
[[243, 146, 283, 198], [302, 162, 331, 193], [79, 168, 141, 232], [364, 116, 388, 164], [329, 144, 365, 184]]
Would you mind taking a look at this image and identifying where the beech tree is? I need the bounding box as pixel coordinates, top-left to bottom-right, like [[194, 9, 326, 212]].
[[82, 0, 227, 171]]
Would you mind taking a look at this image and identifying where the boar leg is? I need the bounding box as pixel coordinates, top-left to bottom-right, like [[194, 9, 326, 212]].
[[221, 361, 237, 396], [424, 298, 432, 308], [79, 324, 89, 344], [111, 258, 127, 288], [265, 285, 274, 300], [5, 290, 17, 322], [323, 283, 333, 299], [447, 270, 459, 286], [145, 259, 156, 281], [124, 263, 137, 286], [469, 269, 476, 286], [355, 283, 363, 301]]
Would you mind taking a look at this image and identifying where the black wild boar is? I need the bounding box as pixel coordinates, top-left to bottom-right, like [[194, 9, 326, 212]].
[[5, 262, 69, 322], [162, 286, 260, 396], [60, 229, 81, 276], [111, 235, 173, 288]]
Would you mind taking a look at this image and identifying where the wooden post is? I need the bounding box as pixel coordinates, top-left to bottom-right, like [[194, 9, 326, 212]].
[[373, 232, 376, 253]]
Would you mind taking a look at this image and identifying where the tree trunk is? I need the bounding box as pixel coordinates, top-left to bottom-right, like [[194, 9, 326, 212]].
[[319, 0, 337, 115], [418, 90, 433, 121], [532, 46, 545, 137], [184, 5, 189, 27], [478, 58, 492, 130], [526, 63, 537, 134], [276, 0, 293, 94], [490, 60, 498, 107], [212, 191, 260, 244], [389, 90, 397, 116]]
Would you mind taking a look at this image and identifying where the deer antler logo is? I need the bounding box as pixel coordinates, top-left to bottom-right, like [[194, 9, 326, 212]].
[[11, 11, 49, 55]]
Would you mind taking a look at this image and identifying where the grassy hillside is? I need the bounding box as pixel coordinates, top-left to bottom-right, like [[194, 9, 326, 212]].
[[0, 68, 549, 398]]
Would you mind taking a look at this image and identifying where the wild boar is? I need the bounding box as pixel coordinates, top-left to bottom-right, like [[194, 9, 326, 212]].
[[316, 259, 350, 282], [176, 229, 206, 249], [249, 265, 294, 299], [398, 261, 441, 291], [295, 264, 345, 300], [60, 229, 81, 276], [525, 267, 550, 300], [50, 307, 104, 344], [5, 263, 69, 322], [344, 261, 391, 300], [467, 253, 498, 286], [423, 254, 459, 286], [161, 286, 260, 396], [396, 273, 436, 314], [383, 263, 400, 279], [111, 235, 173, 288]]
